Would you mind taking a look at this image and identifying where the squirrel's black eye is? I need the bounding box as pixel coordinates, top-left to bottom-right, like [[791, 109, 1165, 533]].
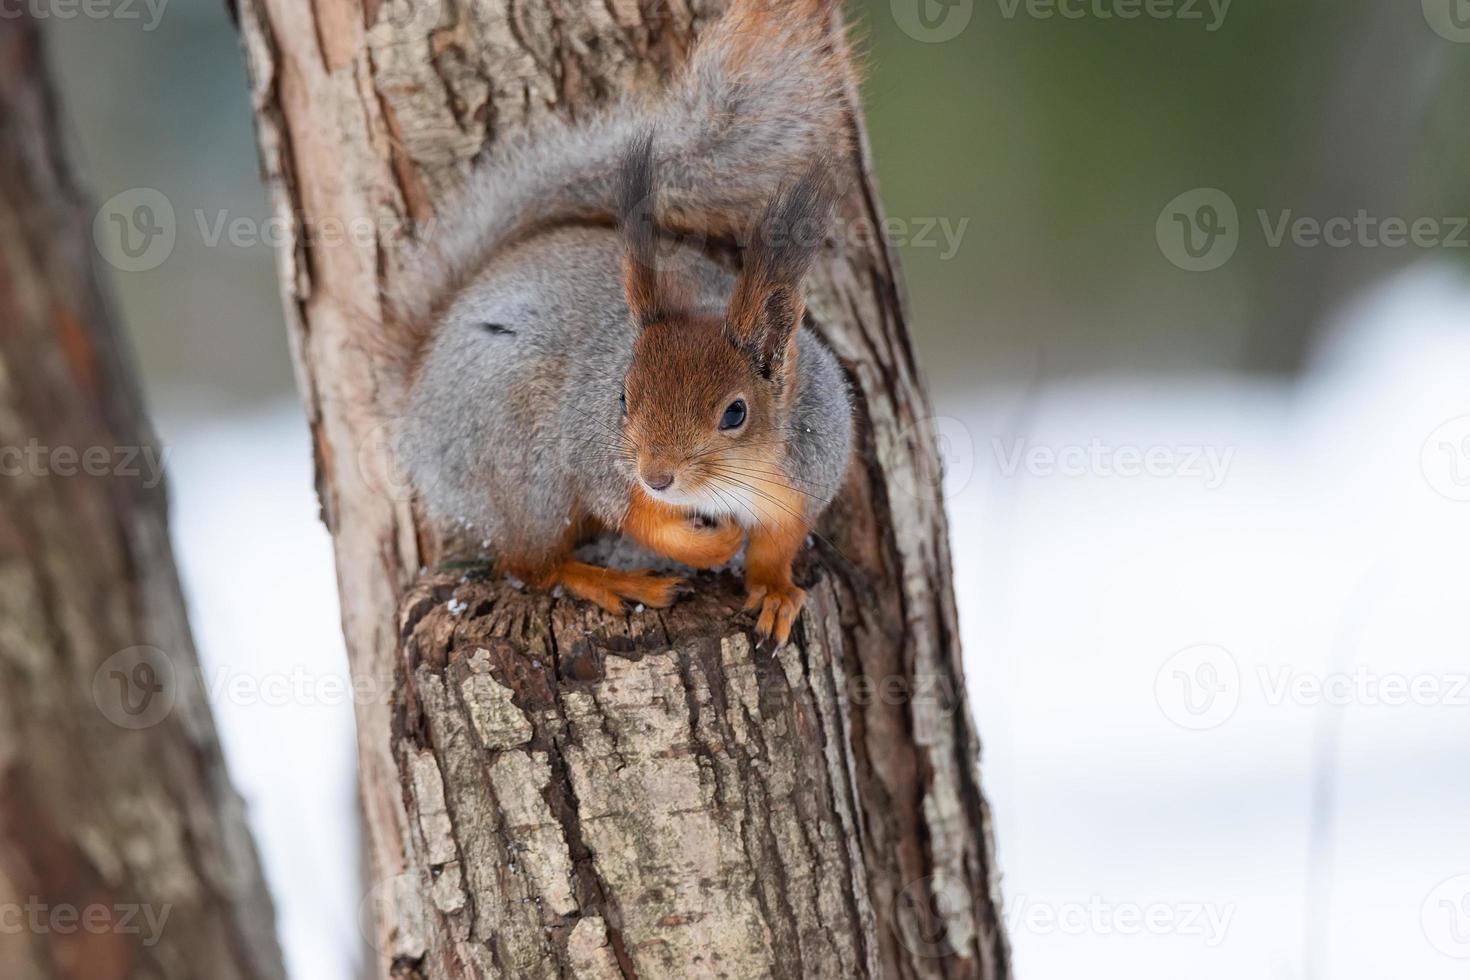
[[620, 391, 627, 415], [719, 399, 747, 431]]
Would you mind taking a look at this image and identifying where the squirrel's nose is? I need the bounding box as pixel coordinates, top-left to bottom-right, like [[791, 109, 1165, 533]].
[[642, 470, 675, 492]]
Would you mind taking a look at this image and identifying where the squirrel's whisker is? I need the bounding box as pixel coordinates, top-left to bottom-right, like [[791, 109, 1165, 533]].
[[708, 482, 763, 535], [708, 471, 852, 565], [704, 469, 807, 523], [705, 457, 839, 494], [704, 464, 829, 504], [712, 459, 842, 493]]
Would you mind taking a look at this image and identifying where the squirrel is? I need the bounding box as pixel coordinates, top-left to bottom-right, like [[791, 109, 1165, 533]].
[[387, 0, 856, 647]]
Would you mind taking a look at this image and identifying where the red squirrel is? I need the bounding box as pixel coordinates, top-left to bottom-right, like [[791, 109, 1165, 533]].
[[389, 0, 855, 646]]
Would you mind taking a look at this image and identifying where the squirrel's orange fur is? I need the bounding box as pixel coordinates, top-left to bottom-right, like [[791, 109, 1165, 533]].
[[622, 491, 745, 570]]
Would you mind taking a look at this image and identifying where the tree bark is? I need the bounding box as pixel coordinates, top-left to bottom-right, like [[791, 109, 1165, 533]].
[[232, 0, 1011, 976], [0, 19, 286, 980]]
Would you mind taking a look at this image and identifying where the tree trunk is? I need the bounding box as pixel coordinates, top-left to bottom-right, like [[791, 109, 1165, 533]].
[[0, 19, 286, 980], [232, 0, 1011, 976]]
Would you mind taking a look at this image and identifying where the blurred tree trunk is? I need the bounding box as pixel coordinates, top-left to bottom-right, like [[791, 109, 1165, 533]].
[[233, 0, 1010, 977], [0, 18, 285, 980]]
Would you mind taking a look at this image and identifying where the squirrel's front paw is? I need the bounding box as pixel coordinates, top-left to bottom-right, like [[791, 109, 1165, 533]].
[[676, 517, 743, 569], [743, 582, 807, 649]]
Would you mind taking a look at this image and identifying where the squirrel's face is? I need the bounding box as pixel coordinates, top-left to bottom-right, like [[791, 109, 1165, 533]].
[[613, 135, 835, 519], [620, 315, 790, 514]]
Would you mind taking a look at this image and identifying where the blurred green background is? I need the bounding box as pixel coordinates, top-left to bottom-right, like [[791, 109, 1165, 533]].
[[43, 0, 1470, 406], [862, 0, 1470, 384]]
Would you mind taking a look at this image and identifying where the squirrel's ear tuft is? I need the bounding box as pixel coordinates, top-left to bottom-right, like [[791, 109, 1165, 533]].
[[725, 163, 841, 379], [617, 132, 690, 327]]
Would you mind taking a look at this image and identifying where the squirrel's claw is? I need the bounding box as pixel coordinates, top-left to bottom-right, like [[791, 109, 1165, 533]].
[[745, 583, 806, 649]]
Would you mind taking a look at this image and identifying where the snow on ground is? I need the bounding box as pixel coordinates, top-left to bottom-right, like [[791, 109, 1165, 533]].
[[947, 263, 1470, 979], [158, 262, 1470, 978]]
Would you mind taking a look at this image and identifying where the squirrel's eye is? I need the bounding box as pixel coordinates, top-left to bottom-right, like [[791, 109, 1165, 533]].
[[620, 391, 627, 415], [719, 399, 747, 431]]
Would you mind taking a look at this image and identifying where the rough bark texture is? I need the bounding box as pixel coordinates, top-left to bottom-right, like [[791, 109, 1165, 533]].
[[232, 0, 1010, 976], [0, 19, 286, 980]]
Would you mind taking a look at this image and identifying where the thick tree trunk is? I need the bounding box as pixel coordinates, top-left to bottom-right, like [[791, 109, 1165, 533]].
[[233, 0, 1010, 976], [0, 19, 285, 980]]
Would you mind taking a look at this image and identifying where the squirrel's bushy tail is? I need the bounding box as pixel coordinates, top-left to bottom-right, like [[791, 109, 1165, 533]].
[[388, 0, 853, 374]]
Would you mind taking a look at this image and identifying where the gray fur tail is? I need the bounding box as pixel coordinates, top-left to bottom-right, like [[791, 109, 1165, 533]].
[[387, 0, 853, 378]]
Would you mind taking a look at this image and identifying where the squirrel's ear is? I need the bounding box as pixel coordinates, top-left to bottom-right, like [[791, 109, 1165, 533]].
[[725, 164, 839, 379], [617, 132, 692, 327]]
